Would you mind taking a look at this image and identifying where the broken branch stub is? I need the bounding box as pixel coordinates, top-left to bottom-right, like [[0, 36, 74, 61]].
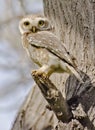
[[32, 71, 72, 123]]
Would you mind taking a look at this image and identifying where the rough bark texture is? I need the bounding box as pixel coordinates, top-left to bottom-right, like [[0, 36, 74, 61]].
[[32, 71, 72, 123], [11, 0, 95, 130]]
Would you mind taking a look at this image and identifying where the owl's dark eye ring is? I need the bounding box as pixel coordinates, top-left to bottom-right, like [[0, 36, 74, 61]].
[[38, 20, 45, 26], [23, 21, 30, 26]]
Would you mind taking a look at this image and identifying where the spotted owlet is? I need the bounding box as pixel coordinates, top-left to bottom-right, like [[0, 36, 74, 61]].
[[19, 15, 83, 82]]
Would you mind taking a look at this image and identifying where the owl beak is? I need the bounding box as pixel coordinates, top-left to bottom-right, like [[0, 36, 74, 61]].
[[31, 26, 37, 33]]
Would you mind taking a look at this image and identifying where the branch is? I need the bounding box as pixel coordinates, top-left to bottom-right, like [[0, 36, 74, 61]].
[[32, 71, 72, 123]]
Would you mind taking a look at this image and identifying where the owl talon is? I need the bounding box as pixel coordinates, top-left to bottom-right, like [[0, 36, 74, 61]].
[[32, 69, 47, 77], [32, 71, 49, 79], [31, 70, 37, 76]]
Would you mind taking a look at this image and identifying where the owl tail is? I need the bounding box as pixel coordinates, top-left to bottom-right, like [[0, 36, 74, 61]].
[[66, 64, 84, 83]]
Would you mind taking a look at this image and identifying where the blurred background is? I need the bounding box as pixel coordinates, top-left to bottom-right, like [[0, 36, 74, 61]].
[[0, 0, 43, 129]]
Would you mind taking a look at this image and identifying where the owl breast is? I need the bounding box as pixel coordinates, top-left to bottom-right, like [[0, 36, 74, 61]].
[[28, 44, 50, 66]]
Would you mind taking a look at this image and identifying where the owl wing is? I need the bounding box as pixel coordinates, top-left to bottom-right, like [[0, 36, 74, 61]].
[[27, 31, 77, 68]]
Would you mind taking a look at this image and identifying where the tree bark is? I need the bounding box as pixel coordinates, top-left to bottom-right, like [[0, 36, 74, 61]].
[[11, 0, 95, 130]]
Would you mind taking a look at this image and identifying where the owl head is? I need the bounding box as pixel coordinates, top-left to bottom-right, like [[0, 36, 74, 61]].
[[19, 15, 53, 35]]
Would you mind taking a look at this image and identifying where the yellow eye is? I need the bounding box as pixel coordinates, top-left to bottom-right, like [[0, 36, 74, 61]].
[[23, 21, 30, 26], [38, 20, 45, 26]]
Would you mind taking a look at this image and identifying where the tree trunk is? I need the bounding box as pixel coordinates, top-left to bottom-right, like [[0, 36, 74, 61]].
[[11, 0, 95, 130]]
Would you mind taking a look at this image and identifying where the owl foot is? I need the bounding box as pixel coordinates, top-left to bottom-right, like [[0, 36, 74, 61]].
[[32, 65, 51, 77], [32, 70, 47, 77]]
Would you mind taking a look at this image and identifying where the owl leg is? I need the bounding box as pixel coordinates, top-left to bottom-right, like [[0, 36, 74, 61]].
[[32, 64, 53, 78]]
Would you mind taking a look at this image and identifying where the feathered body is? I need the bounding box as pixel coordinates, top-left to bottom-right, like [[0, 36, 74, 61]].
[[19, 15, 83, 82]]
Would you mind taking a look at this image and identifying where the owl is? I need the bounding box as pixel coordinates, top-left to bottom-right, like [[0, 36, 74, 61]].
[[19, 15, 83, 83]]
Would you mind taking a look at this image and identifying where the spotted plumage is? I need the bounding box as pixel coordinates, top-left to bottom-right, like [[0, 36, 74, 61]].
[[19, 15, 83, 82]]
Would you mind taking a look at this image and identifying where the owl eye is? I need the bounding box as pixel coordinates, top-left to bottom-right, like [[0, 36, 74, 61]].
[[38, 20, 45, 26], [23, 21, 30, 26]]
